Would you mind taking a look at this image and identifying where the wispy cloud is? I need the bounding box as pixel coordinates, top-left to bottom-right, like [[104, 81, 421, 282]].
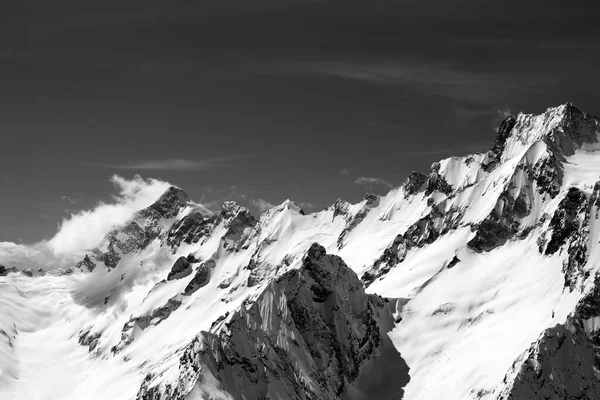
[[355, 176, 393, 188], [48, 175, 171, 255], [251, 198, 275, 213], [340, 168, 351, 176], [451, 37, 599, 51], [299, 201, 317, 210], [61, 195, 78, 205], [104, 157, 239, 171], [273, 61, 553, 105], [496, 107, 513, 119]]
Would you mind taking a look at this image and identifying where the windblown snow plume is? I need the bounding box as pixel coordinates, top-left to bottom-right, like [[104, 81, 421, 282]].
[[48, 175, 171, 254], [0, 175, 170, 270], [2, 104, 600, 400]]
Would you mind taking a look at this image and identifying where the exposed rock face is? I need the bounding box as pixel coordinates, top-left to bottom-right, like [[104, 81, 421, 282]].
[[76, 255, 96, 272], [446, 255, 460, 269], [536, 184, 600, 291], [78, 327, 102, 355], [136, 336, 204, 400], [467, 188, 532, 253], [0, 265, 19, 276], [165, 201, 256, 253], [363, 206, 462, 285], [502, 323, 600, 400], [220, 202, 257, 251], [145, 186, 189, 219], [112, 298, 183, 355], [425, 162, 453, 196], [137, 244, 409, 400], [135, 299, 183, 330], [167, 256, 194, 281], [7, 103, 600, 400], [183, 261, 213, 296], [403, 172, 428, 197], [483, 115, 517, 172], [544, 188, 588, 256], [74, 186, 192, 271], [166, 211, 214, 250], [499, 275, 600, 400]]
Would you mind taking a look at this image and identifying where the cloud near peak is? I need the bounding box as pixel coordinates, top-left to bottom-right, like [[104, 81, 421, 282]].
[[0, 175, 172, 270], [47, 175, 171, 255], [251, 198, 275, 213]]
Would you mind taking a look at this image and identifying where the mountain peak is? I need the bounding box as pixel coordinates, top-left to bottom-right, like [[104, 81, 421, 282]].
[[8, 103, 600, 400], [220, 201, 249, 218], [278, 199, 305, 215], [521, 102, 600, 153], [147, 186, 189, 218]]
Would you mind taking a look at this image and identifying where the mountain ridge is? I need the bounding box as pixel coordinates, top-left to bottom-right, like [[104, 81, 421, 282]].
[[1, 103, 600, 399]]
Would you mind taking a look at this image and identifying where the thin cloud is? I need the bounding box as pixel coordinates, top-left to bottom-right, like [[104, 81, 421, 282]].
[[61, 195, 78, 205], [104, 157, 239, 171], [496, 107, 513, 119], [299, 201, 318, 211], [251, 198, 275, 213], [355, 176, 393, 188], [490, 106, 515, 131], [340, 168, 351, 176], [275, 61, 553, 105]]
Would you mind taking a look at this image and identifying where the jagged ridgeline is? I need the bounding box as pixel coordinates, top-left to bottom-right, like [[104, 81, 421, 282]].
[[2, 103, 600, 399]]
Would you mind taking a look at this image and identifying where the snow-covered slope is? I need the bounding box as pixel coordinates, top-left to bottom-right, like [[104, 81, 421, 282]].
[[1, 103, 600, 399]]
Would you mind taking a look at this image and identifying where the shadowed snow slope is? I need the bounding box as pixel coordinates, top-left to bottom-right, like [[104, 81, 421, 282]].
[[2, 103, 600, 399]]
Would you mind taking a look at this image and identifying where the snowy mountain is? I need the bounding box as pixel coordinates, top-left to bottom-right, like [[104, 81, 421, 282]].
[[1, 103, 600, 399]]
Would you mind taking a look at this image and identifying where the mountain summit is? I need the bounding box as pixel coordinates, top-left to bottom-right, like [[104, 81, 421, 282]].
[[2, 103, 600, 399]]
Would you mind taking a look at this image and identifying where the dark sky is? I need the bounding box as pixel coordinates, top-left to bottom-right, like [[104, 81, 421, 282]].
[[2, 0, 600, 243]]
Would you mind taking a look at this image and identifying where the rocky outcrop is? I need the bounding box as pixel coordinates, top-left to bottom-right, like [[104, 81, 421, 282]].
[[0, 265, 19, 276], [166, 211, 214, 250], [167, 256, 196, 281], [145, 186, 189, 219], [499, 274, 600, 399], [78, 327, 102, 356], [200, 243, 409, 399], [135, 299, 182, 330], [467, 188, 532, 253], [74, 186, 192, 271], [220, 202, 257, 251], [136, 336, 204, 400], [76, 255, 97, 272], [138, 244, 409, 399], [363, 206, 462, 285], [166, 201, 256, 253], [544, 188, 588, 256], [537, 185, 600, 290], [501, 323, 600, 400], [112, 298, 183, 355], [182, 261, 213, 296], [337, 194, 380, 248], [425, 162, 453, 196], [482, 115, 517, 172], [403, 172, 428, 197]]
